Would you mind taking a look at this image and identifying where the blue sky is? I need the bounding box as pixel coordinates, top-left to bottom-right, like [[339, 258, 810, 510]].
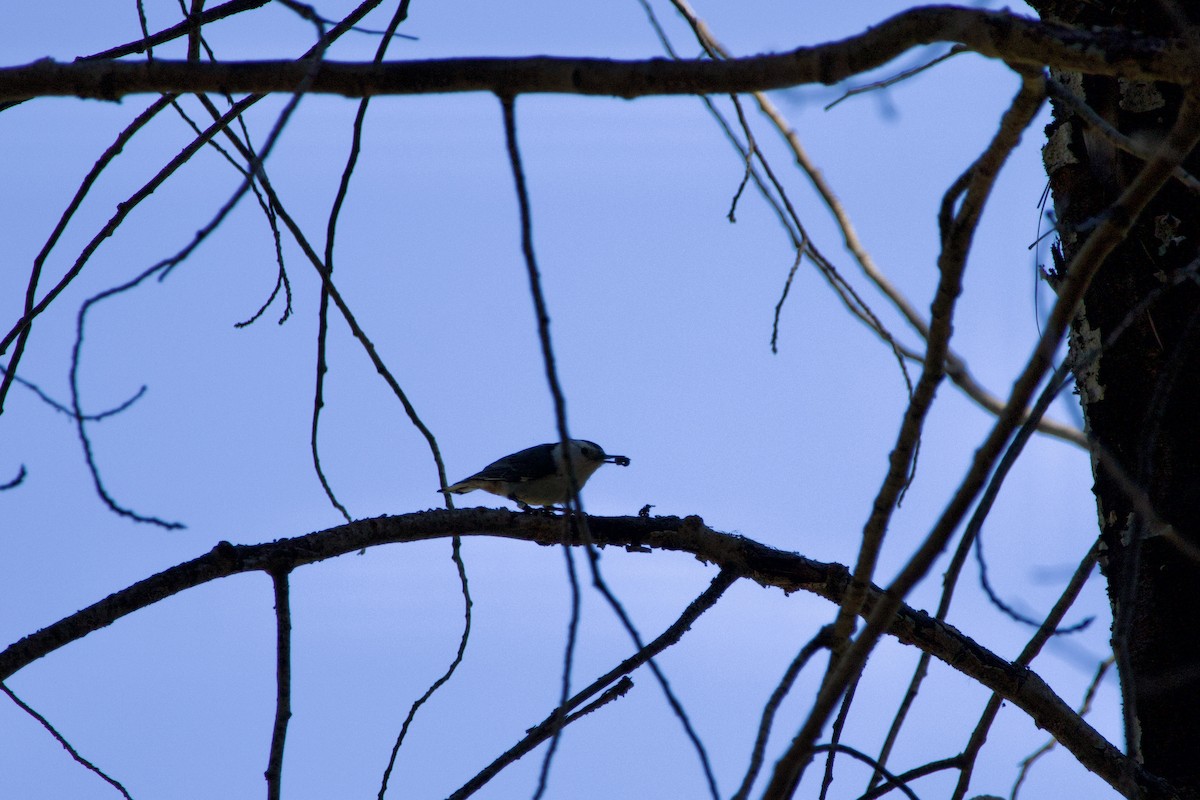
[[1, 1, 1116, 798]]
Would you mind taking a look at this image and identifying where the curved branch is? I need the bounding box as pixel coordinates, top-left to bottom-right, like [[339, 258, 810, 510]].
[[0, 7, 1193, 102], [0, 509, 1169, 799]]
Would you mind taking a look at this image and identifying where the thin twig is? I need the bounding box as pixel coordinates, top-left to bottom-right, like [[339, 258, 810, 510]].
[[449, 570, 736, 799], [1010, 657, 1114, 800], [950, 542, 1099, 800], [813, 744, 921, 800], [0, 95, 172, 417], [819, 675, 860, 799], [730, 626, 832, 800], [68, 16, 331, 529], [313, 0, 413, 525], [1, 682, 134, 800], [824, 46, 966, 111]]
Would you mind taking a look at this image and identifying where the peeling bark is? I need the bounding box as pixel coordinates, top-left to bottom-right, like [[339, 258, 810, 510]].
[[1038, 2, 1200, 793]]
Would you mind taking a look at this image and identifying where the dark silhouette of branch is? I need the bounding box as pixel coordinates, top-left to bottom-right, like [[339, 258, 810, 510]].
[[448, 569, 736, 799], [731, 626, 832, 800], [860, 757, 962, 800], [1010, 657, 1114, 800], [1, 7, 1194, 102], [0, 95, 171, 418], [812, 744, 921, 800], [766, 79, 1200, 800], [0, 464, 26, 491], [501, 95, 719, 799], [870, 253, 1200, 790], [0, 0, 383, 403], [824, 45, 967, 110], [950, 542, 1099, 800], [66, 13, 331, 529], [775, 72, 1048, 800], [499, 95, 615, 799], [0, 364, 146, 422], [266, 569, 292, 800], [377, 533, 472, 800], [0, 509, 1167, 799], [1, 681, 133, 799], [656, 0, 916, 410], [83, 0, 273, 60], [974, 523, 1095, 633]]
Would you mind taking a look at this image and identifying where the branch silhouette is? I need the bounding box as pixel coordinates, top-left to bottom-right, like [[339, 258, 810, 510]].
[[1, 7, 1194, 103], [0, 510, 1166, 799]]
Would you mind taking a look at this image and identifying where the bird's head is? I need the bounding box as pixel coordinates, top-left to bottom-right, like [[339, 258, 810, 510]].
[[573, 439, 631, 467]]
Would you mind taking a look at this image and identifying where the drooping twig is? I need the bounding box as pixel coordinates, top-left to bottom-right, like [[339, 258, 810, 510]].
[[265, 569, 293, 800]]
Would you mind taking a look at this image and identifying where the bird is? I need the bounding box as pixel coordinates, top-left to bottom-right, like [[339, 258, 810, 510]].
[[439, 439, 630, 509]]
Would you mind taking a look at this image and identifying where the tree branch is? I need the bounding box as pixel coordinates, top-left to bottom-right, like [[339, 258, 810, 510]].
[[0, 509, 1170, 799], [0, 6, 1193, 103]]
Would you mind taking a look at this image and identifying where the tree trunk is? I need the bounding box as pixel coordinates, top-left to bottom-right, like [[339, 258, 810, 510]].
[[1035, 2, 1200, 794]]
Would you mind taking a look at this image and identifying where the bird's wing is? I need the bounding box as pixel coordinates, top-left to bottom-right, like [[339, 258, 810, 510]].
[[463, 443, 556, 484]]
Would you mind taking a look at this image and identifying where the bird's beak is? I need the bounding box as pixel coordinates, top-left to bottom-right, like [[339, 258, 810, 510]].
[[606, 454, 631, 467]]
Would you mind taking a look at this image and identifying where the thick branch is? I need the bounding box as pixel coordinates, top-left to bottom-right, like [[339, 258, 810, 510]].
[[0, 509, 1168, 798], [1, 6, 1194, 102]]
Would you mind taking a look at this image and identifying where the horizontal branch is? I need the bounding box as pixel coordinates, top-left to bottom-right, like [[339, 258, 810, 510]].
[[1, 6, 1193, 102], [0, 509, 1170, 798]]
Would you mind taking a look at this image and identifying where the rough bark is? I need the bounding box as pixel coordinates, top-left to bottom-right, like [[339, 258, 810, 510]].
[[1037, 1, 1200, 793]]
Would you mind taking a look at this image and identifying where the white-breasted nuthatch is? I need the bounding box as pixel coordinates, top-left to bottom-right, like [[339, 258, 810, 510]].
[[439, 439, 630, 508]]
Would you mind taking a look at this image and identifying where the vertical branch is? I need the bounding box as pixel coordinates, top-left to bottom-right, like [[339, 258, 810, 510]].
[[499, 91, 721, 800], [377, 534, 473, 800], [266, 568, 293, 800], [312, 0, 413, 523], [871, 254, 1200, 791], [497, 93, 585, 798], [499, 95, 718, 800]]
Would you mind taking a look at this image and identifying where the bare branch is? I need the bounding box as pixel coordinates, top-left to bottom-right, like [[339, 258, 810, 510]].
[[796, 75, 1048, 798], [2, 7, 1194, 102], [1, 682, 134, 799], [449, 570, 736, 799], [0, 510, 1166, 799], [791, 85, 1200, 800], [265, 569, 292, 800], [730, 627, 832, 800], [83, 0, 272, 60]]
